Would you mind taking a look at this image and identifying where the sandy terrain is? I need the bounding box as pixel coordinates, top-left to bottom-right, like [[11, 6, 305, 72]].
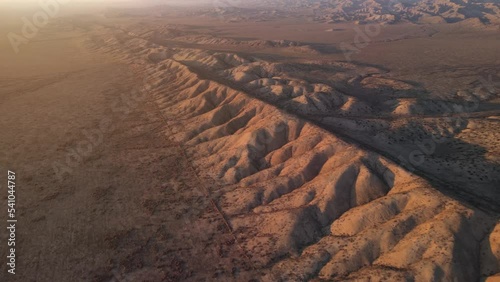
[[1, 1, 499, 281]]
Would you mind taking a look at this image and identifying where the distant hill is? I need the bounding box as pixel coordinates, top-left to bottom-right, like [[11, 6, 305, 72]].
[[210, 0, 500, 25]]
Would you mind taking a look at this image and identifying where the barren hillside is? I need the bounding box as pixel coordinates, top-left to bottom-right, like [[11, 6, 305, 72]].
[[131, 0, 500, 25], [1, 2, 498, 281], [79, 18, 499, 281]]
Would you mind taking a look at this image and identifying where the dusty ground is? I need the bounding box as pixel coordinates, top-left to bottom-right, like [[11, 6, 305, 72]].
[[1, 2, 499, 282], [0, 15, 255, 282]]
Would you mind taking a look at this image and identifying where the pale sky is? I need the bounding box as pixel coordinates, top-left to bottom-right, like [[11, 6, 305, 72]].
[[0, 0, 139, 9], [0, 0, 209, 3], [0, 0, 214, 7]]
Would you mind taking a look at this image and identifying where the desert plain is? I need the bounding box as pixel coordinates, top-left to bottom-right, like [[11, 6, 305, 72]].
[[0, 0, 499, 281]]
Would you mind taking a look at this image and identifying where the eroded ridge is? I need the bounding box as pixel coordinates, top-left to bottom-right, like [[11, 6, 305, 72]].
[[83, 23, 500, 281]]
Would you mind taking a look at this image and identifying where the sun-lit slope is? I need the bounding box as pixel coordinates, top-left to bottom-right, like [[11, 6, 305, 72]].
[[155, 44, 500, 213], [83, 23, 500, 281]]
